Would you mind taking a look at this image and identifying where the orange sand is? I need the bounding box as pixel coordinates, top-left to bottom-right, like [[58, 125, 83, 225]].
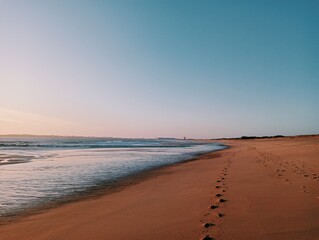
[[0, 136, 318, 240]]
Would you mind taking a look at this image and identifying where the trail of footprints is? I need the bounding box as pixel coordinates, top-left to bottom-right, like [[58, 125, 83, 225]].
[[199, 146, 317, 239], [255, 150, 319, 194], [200, 157, 232, 240]]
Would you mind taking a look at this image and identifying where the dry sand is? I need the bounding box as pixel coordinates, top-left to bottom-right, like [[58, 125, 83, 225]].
[[0, 136, 318, 240]]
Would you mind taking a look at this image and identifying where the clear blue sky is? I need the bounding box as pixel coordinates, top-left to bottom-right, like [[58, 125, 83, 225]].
[[0, 0, 318, 138]]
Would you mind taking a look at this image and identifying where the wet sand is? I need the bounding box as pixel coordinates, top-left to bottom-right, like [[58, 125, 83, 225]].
[[0, 136, 318, 240]]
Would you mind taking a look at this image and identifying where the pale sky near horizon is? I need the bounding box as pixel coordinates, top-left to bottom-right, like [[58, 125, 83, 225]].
[[0, 0, 318, 138]]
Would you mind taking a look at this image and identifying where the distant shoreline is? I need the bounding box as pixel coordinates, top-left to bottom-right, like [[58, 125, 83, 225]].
[[213, 133, 319, 140]]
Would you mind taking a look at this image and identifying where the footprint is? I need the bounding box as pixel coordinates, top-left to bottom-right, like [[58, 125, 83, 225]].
[[203, 223, 215, 228], [202, 235, 215, 240], [216, 213, 224, 218]]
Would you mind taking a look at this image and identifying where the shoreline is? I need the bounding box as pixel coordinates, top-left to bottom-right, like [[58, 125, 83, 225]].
[[0, 136, 318, 239], [0, 145, 227, 225]]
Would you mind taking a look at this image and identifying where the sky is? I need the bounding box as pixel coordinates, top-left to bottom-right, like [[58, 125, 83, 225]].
[[0, 0, 318, 138]]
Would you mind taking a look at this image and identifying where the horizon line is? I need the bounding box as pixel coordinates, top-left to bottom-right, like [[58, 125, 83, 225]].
[[0, 133, 318, 140]]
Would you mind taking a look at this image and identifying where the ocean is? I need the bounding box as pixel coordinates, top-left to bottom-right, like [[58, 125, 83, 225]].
[[0, 136, 225, 218]]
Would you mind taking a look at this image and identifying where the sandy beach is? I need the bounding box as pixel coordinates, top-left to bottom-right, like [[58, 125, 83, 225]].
[[0, 136, 318, 240]]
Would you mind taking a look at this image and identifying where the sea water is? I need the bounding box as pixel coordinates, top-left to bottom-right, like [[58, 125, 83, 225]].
[[0, 136, 225, 218]]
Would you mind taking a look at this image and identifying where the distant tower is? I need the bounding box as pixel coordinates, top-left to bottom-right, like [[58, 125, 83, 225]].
[[184, 137, 186, 140]]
